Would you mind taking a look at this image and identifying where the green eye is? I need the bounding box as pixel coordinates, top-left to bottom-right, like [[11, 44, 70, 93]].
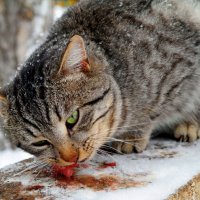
[[66, 110, 79, 129]]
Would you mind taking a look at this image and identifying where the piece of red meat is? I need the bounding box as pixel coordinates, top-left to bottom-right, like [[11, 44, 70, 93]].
[[52, 163, 79, 178]]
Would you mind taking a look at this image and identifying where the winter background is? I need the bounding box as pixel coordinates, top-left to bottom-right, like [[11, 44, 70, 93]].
[[0, 0, 70, 169]]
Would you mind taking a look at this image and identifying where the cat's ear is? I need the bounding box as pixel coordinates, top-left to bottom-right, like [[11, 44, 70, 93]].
[[58, 35, 90, 75], [0, 90, 7, 103], [0, 89, 7, 117]]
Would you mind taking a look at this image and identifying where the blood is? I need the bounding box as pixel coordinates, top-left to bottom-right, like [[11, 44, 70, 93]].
[[56, 175, 119, 191], [40, 161, 143, 191], [50, 162, 116, 178], [51, 163, 79, 178], [26, 185, 44, 191], [100, 162, 117, 168]]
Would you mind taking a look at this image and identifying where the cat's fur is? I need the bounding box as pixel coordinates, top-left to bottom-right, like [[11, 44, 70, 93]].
[[0, 0, 200, 164]]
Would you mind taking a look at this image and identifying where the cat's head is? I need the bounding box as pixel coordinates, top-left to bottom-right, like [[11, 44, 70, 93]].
[[0, 35, 121, 165]]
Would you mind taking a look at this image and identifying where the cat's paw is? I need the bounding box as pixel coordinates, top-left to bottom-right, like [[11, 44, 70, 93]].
[[174, 122, 200, 142], [111, 133, 149, 154]]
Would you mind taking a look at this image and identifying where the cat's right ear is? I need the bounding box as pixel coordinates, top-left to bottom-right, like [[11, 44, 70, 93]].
[[57, 35, 90, 75], [0, 90, 7, 103], [0, 90, 7, 117]]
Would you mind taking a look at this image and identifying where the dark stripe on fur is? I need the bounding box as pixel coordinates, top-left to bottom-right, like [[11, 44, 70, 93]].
[[25, 128, 36, 137], [43, 100, 51, 123], [83, 87, 111, 106], [92, 105, 113, 125], [137, 0, 153, 12], [16, 98, 41, 131], [165, 74, 193, 99], [154, 56, 184, 104], [54, 105, 62, 121], [13, 81, 41, 131]]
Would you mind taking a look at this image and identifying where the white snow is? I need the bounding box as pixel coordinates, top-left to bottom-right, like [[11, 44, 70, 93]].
[[0, 148, 32, 169], [2, 138, 200, 200], [53, 5, 67, 21]]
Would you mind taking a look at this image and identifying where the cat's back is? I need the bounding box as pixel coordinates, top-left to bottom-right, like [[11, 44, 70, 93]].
[[20, 0, 200, 82], [49, 0, 200, 40], [48, 0, 200, 62], [47, 0, 200, 93]]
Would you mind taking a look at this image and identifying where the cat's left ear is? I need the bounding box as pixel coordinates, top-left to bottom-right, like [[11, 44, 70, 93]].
[[58, 35, 90, 75]]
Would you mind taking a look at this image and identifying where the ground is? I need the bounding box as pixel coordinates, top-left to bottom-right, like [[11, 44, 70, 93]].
[[1, 138, 200, 200]]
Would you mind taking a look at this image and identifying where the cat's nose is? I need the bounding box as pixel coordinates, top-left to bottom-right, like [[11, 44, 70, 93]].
[[58, 143, 79, 163]]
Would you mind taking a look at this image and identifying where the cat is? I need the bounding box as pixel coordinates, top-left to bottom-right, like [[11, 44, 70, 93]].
[[0, 0, 200, 165]]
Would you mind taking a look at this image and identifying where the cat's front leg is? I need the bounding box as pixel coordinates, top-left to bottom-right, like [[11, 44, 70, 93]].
[[174, 122, 200, 142], [111, 129, 152, 154]]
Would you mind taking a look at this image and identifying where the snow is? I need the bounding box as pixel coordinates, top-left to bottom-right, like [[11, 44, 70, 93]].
[[53, 5, 67, 21], [26, 0, 50, 58], [2, 138, 200, 199], [80, 140, 200, 200], [0, 148, 32, 169]]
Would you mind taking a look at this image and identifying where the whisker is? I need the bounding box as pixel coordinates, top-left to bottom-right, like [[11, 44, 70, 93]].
[[95, 122, 151, 135], [92, 134, 147, 147], [101, 144, 123, 154], [32, 163, 48, 173], [14, 162, 42, 176], [105, 136, 146, 142], [96, 149, 118, 163], [96, 151, 107, 160], [87, 122, 151, 139], [13, 156, 55, 177], [33, 161, 50, 171]]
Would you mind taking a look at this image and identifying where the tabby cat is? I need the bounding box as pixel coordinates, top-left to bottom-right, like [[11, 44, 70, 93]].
[[0, 0, 200, 165]]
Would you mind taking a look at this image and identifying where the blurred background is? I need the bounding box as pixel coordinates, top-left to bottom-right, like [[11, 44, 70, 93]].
[[0, 0, 79, 168]]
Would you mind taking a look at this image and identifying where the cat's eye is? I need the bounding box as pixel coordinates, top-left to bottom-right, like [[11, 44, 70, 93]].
[[66, 110, 79, 129], [32, 140, 50, 147]]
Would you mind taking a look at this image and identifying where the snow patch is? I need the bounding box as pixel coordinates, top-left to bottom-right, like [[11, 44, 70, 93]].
[[0, 148, 32, 169], [2, 139, 200, 200]]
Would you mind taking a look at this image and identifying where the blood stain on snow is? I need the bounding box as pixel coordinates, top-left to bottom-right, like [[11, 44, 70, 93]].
[[99, 162, 117, 169], [26, 185, 45, 191], [39, 162, 147, 191], [0, 182, 44, 200], [55, 174, 145, 191]]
